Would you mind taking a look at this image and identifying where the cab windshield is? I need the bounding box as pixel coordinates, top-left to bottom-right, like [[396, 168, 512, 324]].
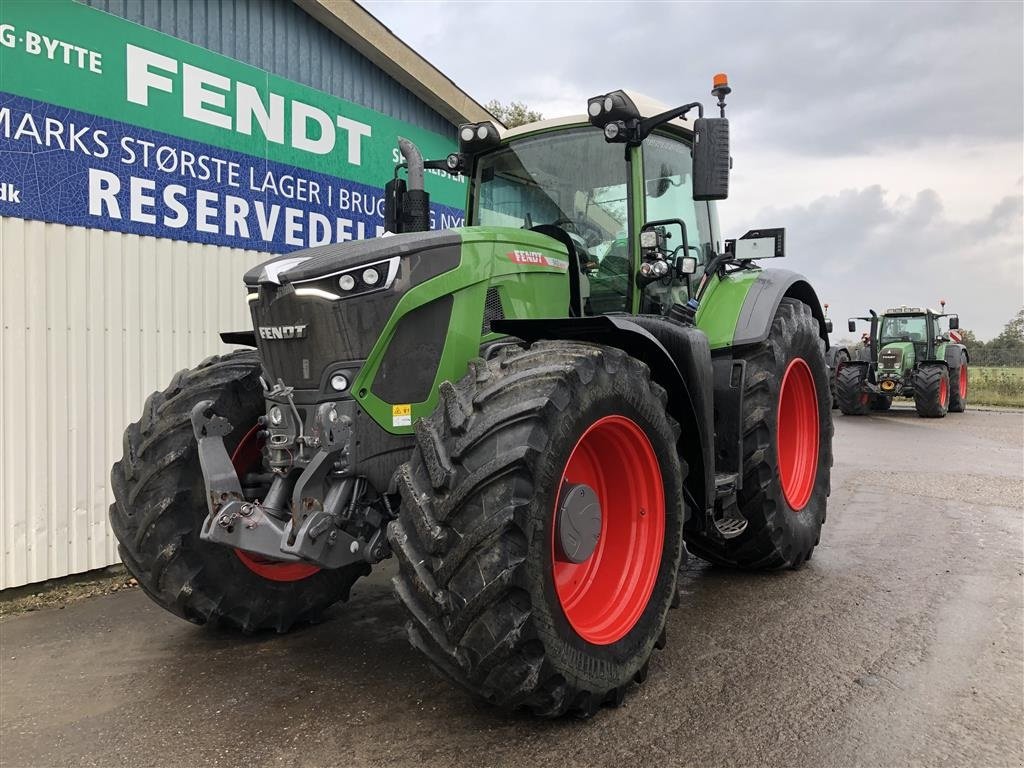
[[879, 315, 928, 343], [471, 128, 628, 241], [471, 128, 632, 311]]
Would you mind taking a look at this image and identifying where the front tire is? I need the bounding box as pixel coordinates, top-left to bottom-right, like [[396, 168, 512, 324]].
[[389, 342, 685, 716], [109, 352, 368, 632], [686, 298, 832, 570], [913, 364, 950, 418], [836, 364, 871, 415]]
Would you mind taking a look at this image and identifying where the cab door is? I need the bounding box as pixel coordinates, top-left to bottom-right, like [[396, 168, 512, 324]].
[[639, 133, 718, 315]]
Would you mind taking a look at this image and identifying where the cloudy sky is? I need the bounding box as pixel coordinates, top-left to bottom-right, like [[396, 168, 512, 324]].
[[366, 0, 1023, 340]]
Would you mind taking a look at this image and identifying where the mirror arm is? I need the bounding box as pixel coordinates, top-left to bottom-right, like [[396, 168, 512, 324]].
[[637, 102, 703, 143]]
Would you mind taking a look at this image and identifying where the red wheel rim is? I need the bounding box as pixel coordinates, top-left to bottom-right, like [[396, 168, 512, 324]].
[[777, 358, 819, 511], [939, 376, 949, 407], [959, 365, 968, 399], [230, 425, 321, 582], [551, 415, 664, 646]]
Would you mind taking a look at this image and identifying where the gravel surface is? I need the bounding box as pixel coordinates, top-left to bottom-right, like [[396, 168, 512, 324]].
[[1, 407, 1021, 768], [0, 568, 137, 618]]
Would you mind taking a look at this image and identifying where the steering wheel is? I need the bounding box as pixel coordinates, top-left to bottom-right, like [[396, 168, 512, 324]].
[[551, 215, 578, 234]]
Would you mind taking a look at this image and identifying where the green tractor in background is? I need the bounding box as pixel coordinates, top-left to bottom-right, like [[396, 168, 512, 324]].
[[109, 76, 834, 717], [836, 303, 968, 418]]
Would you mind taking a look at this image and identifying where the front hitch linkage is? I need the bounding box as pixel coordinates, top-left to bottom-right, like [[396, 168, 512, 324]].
[[190, 401, 384, 569]]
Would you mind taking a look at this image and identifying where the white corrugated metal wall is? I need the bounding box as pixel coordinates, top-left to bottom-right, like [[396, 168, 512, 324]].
[[0, 216, 263, 588]]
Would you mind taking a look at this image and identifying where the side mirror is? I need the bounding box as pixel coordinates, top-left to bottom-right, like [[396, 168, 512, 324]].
[[676, 255, 697, 276], [692, 117, 729, 201], [825, 319, 833, 333], [948, 316, 959, 330], [848, 320, 857, 333]]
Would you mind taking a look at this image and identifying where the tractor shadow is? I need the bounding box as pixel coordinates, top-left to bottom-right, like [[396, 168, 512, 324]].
[[138, 549, 830, 737], [835, 405, 935, 421], [874, 405, 950, 421]]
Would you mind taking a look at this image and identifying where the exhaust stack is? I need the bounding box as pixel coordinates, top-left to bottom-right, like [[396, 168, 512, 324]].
[[384, 137, 431, 233]]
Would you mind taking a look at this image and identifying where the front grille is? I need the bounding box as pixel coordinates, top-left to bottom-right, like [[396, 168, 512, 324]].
[[482, 287, 505, 335], [250, 286, 398, 391], [878, 348, 903, 369]]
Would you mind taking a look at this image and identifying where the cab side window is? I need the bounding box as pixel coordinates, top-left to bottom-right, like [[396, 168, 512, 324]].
[[641, 135, 714, 314]]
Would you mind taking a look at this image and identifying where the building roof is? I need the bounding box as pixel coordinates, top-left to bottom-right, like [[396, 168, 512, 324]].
[[293, 0, 497, 127]]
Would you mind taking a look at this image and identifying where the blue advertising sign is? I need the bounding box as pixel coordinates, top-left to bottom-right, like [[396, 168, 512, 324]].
[[0, 1, 466, 252], [0, 93, 464, 252]]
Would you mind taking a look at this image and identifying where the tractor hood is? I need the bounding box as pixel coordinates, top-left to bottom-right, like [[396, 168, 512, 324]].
[[242, 227, 570, 401], [243, 229, 462, 288], [243, 230, 463, 397], [878, 342, 915, 371]]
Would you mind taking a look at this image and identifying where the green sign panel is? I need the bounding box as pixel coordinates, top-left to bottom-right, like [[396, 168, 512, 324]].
[[0, 0, 465, 250]]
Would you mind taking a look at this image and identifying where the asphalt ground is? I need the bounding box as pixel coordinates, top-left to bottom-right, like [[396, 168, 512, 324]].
[[2, 406, 1022, 768]]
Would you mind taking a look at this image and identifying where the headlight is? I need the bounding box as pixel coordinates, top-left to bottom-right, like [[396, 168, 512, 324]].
[[290, 257, 400, 301], [330, 374, 349, 392], [268, 406, 283, 426], [457, 121, 501, 153]]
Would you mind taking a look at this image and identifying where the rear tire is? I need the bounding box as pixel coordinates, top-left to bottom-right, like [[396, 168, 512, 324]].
[[948, 353, 968, 412], [913, 364, 950, 418], [686, 298, 832, 570], [109, 352, 368, 632], [836, 364, 870, 415], [389, 341, 685, 717]]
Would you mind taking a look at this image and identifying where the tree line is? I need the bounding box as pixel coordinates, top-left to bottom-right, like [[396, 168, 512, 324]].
[[959, 309, 1024, 367]]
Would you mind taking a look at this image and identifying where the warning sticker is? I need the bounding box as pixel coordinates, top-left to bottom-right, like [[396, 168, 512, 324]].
[[506, 250, 569, 271], [392, 404, 412, 427]]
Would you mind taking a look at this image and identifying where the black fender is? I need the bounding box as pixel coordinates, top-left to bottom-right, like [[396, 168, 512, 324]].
[[732, 268, 829, 347], [841, 359, 871, 375], [825, 345, 852, 371], [491, 316, 715, 513], [221, 330, 257, 347]]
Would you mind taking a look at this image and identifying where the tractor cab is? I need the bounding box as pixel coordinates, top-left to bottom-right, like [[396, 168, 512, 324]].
[[385, 85, 770, 324], [460, 101, 719, 316], [879, 307, 944, 363]]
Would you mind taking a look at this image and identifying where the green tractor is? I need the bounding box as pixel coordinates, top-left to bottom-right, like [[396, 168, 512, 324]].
[[109, 77, 834, 717], [836, 303, 968, 417]]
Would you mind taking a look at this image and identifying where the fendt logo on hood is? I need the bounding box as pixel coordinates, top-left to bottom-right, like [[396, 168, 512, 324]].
[[258, 325, 308, 340], [879, 347, 903, 368]]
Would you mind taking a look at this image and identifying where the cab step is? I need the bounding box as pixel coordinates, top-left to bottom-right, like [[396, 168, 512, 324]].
[[709, 473, 748, 540]]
